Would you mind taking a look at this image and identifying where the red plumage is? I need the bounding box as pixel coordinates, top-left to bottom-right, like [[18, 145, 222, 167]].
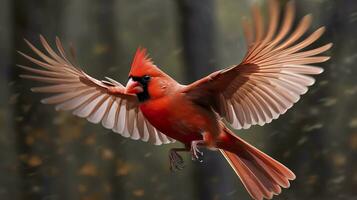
[[19, 0, 332, 199], [130, 47, 154, 75]]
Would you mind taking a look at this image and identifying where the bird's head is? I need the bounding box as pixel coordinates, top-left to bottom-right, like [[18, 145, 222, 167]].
[[126, 47, 174, 102]]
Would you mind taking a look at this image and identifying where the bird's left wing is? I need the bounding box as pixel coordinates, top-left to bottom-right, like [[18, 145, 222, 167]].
[[19, 36, 174, 145], [184, 0, 332, 130]]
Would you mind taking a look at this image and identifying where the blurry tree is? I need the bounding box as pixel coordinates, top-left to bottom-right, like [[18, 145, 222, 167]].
[[0, 0, 21, 199], [11, 0, 128, 199], [85, 1, 126, 199], [323, 1, 357, 197], [177, 0, 236, 199], [266, 0, 357, 199], [11, 1, 67, 199], [2, 0, 356, 200]]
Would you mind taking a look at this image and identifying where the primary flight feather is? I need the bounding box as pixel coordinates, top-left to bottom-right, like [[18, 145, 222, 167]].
[[19, 0, 331, 199]]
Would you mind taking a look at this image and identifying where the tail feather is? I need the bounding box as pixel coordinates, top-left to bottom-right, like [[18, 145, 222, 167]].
[[218, 128, 295, 200], [248, 151, 289, 189], [220, 150, 276, 199]]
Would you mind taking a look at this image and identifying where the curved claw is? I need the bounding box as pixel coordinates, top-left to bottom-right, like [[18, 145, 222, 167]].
[[191, 141, 204, 162], [169, 150, 185, 172]]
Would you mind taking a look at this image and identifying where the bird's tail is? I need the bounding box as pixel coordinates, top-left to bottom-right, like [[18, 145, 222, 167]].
[[217, 127, 296, 200]]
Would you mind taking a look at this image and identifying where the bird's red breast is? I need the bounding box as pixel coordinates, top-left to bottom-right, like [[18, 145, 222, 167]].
[[139, 91, 218, 145]]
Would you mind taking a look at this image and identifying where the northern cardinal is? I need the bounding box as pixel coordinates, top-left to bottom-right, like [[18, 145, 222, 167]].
[[19, 0, 331, 199]]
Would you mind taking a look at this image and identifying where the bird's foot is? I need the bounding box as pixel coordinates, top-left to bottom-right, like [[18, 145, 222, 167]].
[[191, 140, 204, 162], [169, 149, 185, 172]]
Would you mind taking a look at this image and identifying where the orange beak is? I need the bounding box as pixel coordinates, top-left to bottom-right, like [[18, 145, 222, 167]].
[[125, 78, 144, 94]]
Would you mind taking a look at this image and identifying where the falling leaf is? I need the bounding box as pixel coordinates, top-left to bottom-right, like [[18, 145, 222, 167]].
[[132, 189, 145, 197], [303, 123, 323, 132], [116, 161, 133, 176], [144, 152, 152, 158], [27, 155, 43, 167], [349, 118, 357, 128], [332, 153, 346, 167], [79, 163, 98, 176], [344, 86, 357, 95], [349, 133, 357, 150], [84, 134, 96, 146], [25, 135, 35, 146], [226, 190, 237, 196], [58, 125, 82, 143], [331, 175, 345, 184], [101, 148, 114, 160], [93, 44, 109, 55], [319, 80, 329, 86], [319, 97, 337, 107], [297, 136, 308, 146], [31, 185, 41, 193]]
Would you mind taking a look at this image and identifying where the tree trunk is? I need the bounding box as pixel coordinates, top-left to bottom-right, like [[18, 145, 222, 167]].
[[11, 1, 66, 199], [176, 1, 235, 199]]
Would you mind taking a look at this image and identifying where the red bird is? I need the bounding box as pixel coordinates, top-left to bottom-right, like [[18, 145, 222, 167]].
[[19, 1, 331, 199]]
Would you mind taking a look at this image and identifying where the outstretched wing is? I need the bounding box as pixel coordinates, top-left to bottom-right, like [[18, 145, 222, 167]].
[[19, 36, 175, 145], [184, 0, 332, 130]]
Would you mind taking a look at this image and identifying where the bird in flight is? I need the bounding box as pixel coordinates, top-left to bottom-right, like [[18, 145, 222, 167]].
[[19, 0, 331, 199]]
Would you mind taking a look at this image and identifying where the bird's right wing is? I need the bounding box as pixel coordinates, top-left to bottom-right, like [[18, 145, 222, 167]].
[[19, 36, 175, 145], [184, 0, 332, 130]]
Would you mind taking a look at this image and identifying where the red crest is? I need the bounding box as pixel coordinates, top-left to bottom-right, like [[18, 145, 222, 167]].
[[129, 47, 155, 77]]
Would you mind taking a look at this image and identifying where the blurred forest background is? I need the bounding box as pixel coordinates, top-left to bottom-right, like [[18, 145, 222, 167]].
[[0, 0, 357, 199]]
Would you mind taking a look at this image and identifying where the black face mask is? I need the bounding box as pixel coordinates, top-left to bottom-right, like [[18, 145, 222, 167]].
[[131, 75, 151, 102]]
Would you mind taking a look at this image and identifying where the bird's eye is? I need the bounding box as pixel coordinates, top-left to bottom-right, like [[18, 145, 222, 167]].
[[143, 75, 151, 82]]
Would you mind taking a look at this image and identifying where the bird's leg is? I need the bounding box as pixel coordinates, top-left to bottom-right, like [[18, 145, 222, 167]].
[[169, 148, 188, 172], [190, 140, 205, 162]]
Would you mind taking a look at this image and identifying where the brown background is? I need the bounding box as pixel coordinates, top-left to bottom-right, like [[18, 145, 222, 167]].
[[0, 0, 356, 199]]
